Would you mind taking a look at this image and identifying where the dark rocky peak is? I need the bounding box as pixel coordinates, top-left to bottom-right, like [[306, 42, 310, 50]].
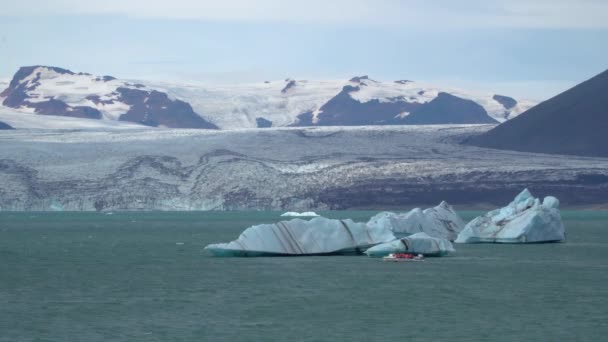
[[95, 75, 117, 82], [402, 92, 498, 125], [256, 117, 272, 128], [0, 121, 14, 130], [291, 84, 418, 126], [493, 94, 518, 109], [349, 75, 370, 83], [466, 68, 608, 157], [394, 80, 413, 85], [342, 85, 361, 94], [34, 98, 102, 119], [116, 87, 218, 129], [281, 79, 297, 94]]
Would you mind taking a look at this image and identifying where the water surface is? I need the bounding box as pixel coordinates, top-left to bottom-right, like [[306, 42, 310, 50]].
[[1, 211, 607, 341]]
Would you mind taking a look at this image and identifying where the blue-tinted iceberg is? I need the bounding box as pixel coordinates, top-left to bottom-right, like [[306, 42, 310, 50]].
[[280, 211, 320, 217], [205, 217, 396, 257], [366, 201, 465, 241], [365, 232, 455, 257], [455, 189, 565, 244]]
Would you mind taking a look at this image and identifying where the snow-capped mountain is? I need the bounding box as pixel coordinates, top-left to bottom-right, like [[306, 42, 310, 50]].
[[153, 75, 535, 129], [0, 66, 536, 130], [0, 66, 218, 129]]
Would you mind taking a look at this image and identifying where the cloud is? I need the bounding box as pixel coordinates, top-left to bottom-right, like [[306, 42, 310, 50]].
[[3, 0, 608, 29]]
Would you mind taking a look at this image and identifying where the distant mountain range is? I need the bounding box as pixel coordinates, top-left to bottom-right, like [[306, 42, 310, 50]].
[[0, 66, 534, 129], [0, 66, 218, 129], [466, 69, 608, 157]]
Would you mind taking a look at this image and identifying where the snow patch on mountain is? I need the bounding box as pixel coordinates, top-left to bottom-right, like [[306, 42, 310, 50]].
[[0, 105, 149, 130]]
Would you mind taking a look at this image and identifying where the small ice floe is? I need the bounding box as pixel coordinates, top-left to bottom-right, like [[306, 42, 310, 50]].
[[455, 189, 565, 244], [176, 242, 185, 245], [49, 202, 64, 211], [365, 232, 455, 257], [280, 211, 320, 217]]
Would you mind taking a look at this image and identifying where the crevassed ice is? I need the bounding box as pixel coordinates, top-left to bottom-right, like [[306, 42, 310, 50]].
[[366, 201, 465, 241], [455, 189, 565, 244]]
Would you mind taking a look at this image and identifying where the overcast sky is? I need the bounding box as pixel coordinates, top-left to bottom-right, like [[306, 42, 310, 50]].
[[1, 0, 607, 99]]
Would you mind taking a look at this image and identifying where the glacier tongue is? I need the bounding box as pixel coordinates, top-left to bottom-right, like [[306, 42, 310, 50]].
[[205, 217, 396, 257], [364, 232, 455, 257], [455, 189, 566, 244], [366, 201, 465, 241]]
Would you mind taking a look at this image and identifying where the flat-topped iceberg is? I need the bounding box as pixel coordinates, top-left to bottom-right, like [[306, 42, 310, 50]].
[[366, 201, 465, 241], [365, 232, 455, 257], [455, 189, 565, 244], [205, 217, 396, 257], [280, 211, 320, 217]]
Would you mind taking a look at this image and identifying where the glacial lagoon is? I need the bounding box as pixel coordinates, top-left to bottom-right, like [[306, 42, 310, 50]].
[[1, 211, 607, 341]]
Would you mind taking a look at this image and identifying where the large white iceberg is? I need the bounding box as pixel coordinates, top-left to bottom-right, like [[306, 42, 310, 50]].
[[205, 217, 396, 257], [366, 201, 465, 241], [364, 232, 455, 257], [280, 211, 320, 217], [455, 189, 565, 244]]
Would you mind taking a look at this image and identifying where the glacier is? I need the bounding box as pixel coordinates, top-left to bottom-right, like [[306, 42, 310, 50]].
[[366, 201, 465, 241], [2, 125, 608, 211], [205, 217, 396, 257], [455, 189, 565, 244], [364, 232, 455, 257]]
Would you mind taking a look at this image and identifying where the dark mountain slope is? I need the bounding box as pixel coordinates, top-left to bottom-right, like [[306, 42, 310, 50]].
[[466, 69, 608, 157]]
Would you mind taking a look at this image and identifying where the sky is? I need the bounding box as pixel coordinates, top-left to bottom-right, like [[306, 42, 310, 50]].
[[1, 0, 607, 99]]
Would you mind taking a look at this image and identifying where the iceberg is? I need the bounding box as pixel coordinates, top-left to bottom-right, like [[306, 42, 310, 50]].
[[205, 217, 396, 257], [455, 189, 565, 244], [364, 232, 455, 257], [280, 211, 320, 217], [366, 201, 465, 241]]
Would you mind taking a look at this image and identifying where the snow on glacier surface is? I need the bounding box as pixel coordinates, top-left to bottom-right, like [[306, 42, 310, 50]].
[[0, 105, 147, 130], [2, 124, 608, 211], [455, 189, 566, 244]]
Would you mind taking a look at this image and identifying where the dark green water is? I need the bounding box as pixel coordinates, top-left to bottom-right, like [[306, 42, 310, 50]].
[[1, 211, 607, 342]]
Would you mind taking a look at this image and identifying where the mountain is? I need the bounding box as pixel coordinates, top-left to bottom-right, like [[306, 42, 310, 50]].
[[465, 69, 608, 157], [290, 77, 502, 126], [0, 66, 535, 130], [400, 92, 498, 125], [0, 66, 218, 129], [0, 120, 13, 129], [144, 76, 536, 129]]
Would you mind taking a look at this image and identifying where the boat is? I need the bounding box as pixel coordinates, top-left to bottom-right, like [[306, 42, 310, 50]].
[[382, 253, 425, 262]]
